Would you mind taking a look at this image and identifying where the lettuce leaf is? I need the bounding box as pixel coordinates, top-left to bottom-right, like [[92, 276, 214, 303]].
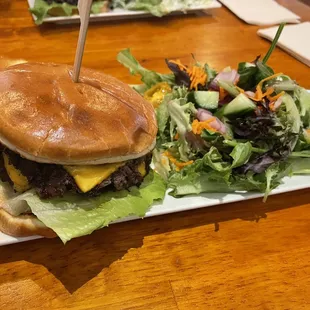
[[11, 172, 166, 243], [117, 49, 174, 88], [237, 60, 274, 90], [168, 163, 290, 198], [168, 141, 297, 199], [30, 0, 107, 25], [203, 147, 230, 172], [114, 0, 212, 17], [169, 171, 233, 196], [230, 142, 252, 168], [156, 97, 170, 138], [289, 158, 310, 174], [263, 163, 282, 201]]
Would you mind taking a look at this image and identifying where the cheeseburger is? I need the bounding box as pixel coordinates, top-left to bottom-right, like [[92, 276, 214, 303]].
[[0, 62, 157, 238]]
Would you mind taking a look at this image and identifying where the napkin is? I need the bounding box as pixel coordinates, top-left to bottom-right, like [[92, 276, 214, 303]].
[[257, 22, 310, 67], [219, 0, 300, 25]]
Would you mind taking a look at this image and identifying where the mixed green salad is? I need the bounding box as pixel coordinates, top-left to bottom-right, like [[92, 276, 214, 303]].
[[31, 0, 212, 24], [117, 24, 310, 201]]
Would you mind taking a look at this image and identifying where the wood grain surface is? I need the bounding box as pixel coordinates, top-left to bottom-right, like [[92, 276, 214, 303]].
[[0, 1, 310, 309]]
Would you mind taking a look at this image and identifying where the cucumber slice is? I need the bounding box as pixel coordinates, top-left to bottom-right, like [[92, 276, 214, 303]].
[[223, 93, 256, 117], [189, 91, 219, 110]]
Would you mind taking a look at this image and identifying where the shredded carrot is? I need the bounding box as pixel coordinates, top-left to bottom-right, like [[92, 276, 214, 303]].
[[267, 91, 285, 102], [192, 118, 217, 135], [249, 87, 275, 102], [219, 87, 228, 101], [163, 151, 194, 171], [253, 73, 283, 100], [251, 87, 275, 101], [192, 119, 200, 134], [257, 73, 283, 89], [256, 87, 273, 100], [169, 59, 207, 90], [246, 73, 283, 102], [174, 132, 179, 140], [264, 87, 275, 97], [169, 59, 188, 71], [307, 129, 310, 134], [188, 66, 207, 90], [255, 86, 263, 100]]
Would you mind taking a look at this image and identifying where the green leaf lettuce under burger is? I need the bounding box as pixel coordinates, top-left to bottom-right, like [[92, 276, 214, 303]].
[[9, 172, 165, 244], [0, 62, 165, 242]]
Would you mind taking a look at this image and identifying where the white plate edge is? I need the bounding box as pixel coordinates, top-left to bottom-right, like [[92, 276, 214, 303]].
[[1, 174, 309, 246]]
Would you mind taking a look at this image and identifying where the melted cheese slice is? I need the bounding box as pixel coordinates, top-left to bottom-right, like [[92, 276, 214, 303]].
[[3, 153, 30, 192], [137, 162, 146, 177], [64, 163, 124, 193]]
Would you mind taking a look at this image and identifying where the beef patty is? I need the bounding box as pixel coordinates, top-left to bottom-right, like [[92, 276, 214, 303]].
[[0, 148, 151, 199]]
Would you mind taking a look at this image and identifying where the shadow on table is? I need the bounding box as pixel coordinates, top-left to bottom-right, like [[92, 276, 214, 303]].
[[0, 188, 308, 294]]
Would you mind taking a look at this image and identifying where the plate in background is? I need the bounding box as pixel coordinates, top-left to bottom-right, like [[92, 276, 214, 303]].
[[27, 0, 222, 24]]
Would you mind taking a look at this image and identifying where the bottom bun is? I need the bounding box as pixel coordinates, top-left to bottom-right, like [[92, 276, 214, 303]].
[[0, 209, 56, 238]]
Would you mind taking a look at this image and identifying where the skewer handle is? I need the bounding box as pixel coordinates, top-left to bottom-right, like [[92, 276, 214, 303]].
[[72, 0, 93, 83]]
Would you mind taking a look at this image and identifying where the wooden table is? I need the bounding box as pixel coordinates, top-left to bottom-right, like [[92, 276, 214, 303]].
[[0, 1, 310, 309]]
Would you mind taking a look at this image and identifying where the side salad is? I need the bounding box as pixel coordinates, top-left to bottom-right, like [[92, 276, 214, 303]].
[[118, 24, 310, 200], [30, 0, 212, 24]]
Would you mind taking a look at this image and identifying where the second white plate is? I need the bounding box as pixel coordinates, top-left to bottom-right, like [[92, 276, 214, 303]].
[[27, 0, 222, 24]]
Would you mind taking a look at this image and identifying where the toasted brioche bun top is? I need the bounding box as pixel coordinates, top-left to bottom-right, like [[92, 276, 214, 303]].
[[0, 62, 157, 165]]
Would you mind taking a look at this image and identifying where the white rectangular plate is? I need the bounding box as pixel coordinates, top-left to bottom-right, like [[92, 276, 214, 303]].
[[1, 174, 309, 246], [27, 0, 222, 24]]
